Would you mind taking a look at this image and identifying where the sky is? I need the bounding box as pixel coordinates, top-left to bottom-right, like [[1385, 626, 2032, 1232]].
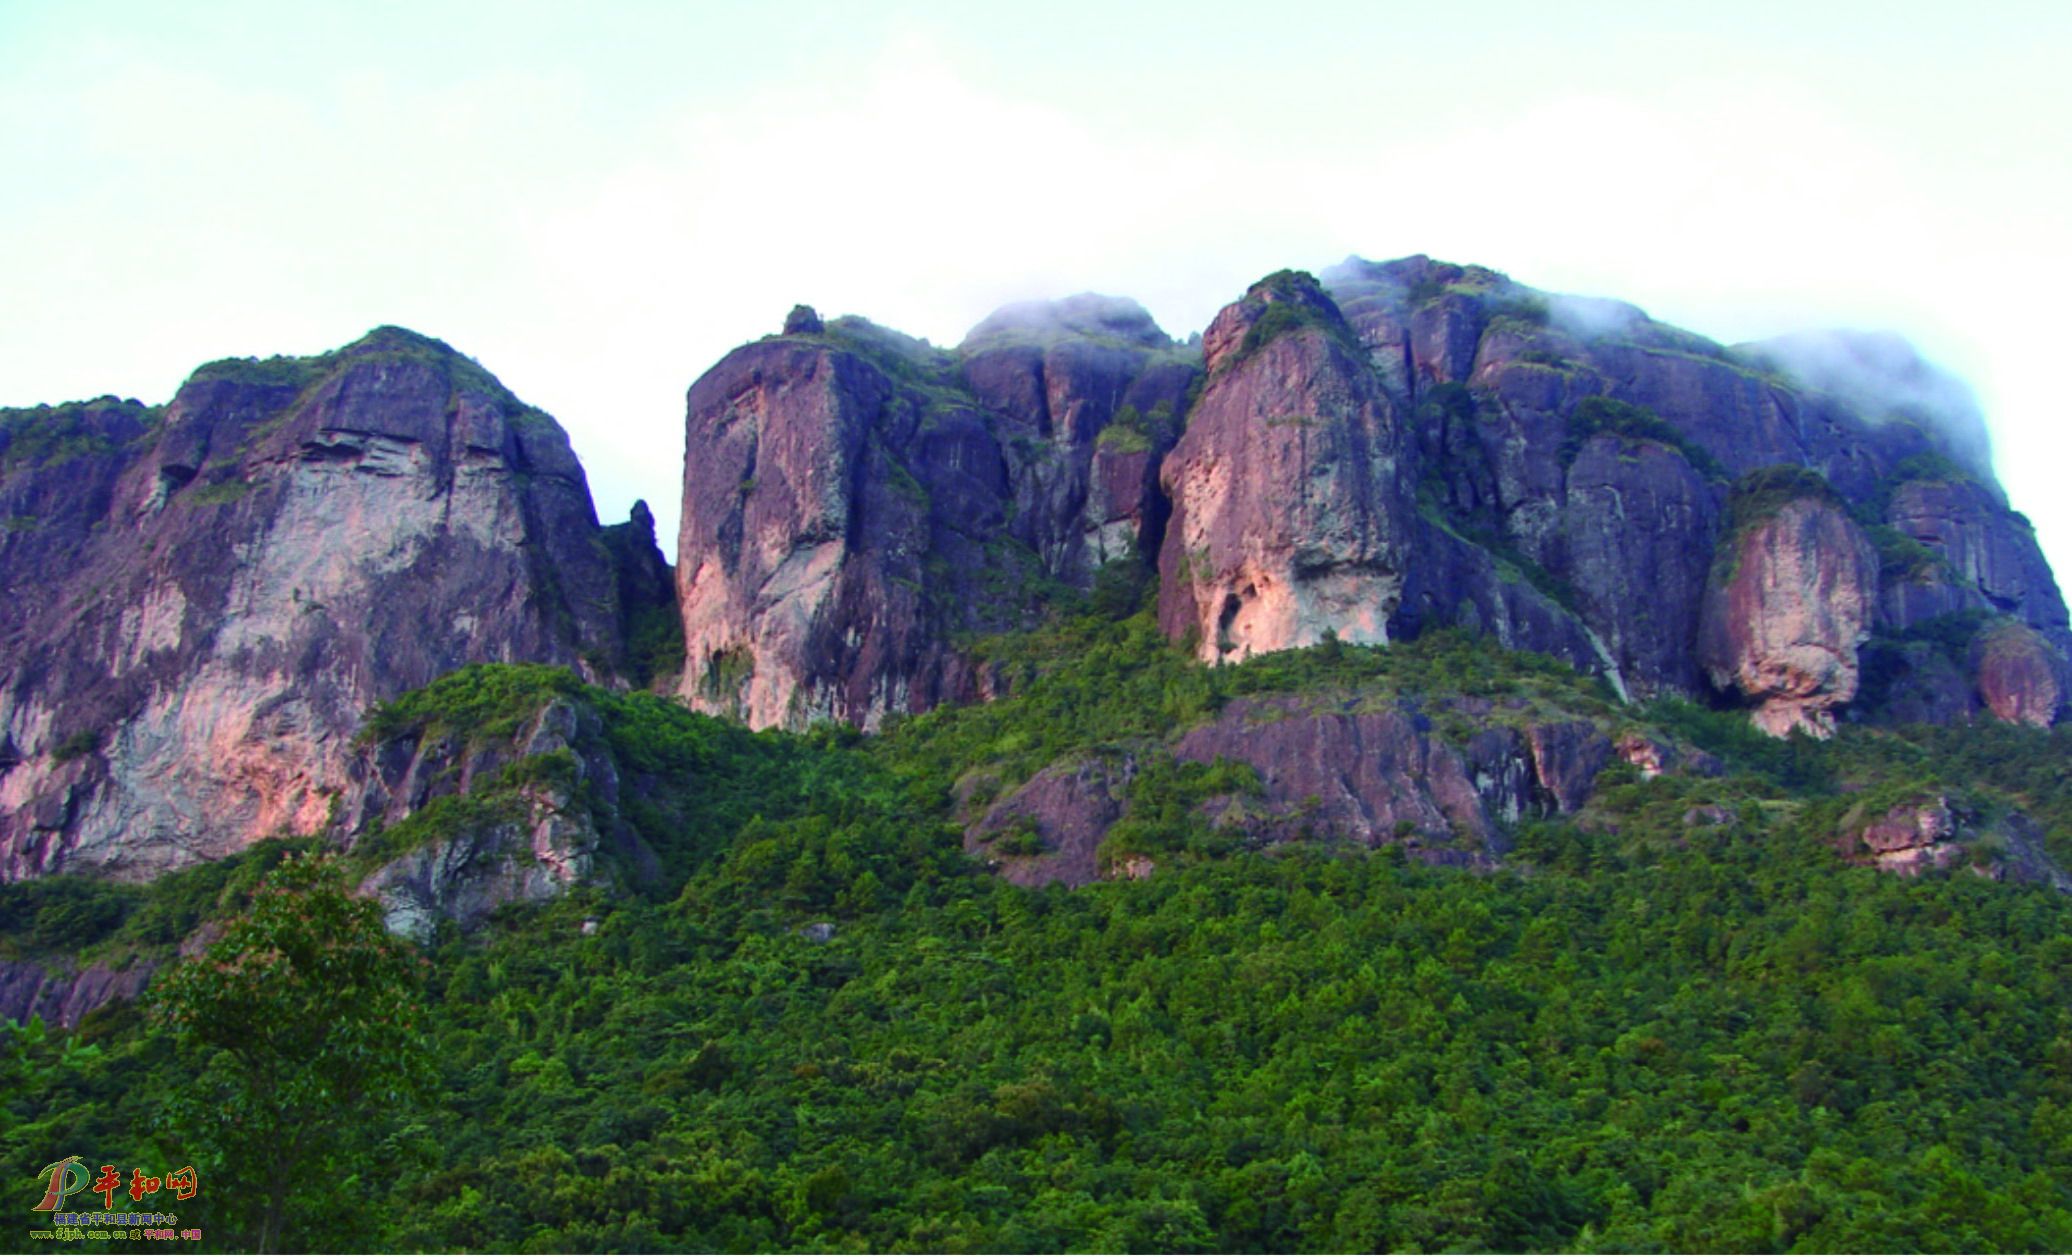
[[4, 0, 2070, 578]]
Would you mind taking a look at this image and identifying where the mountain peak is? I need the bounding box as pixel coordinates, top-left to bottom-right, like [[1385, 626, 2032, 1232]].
[[961, 293, 1170, 351]]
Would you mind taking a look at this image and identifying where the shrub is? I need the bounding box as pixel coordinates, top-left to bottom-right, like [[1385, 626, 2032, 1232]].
[[1559, 396, 1727, 482], [51, 730, 100, 763]]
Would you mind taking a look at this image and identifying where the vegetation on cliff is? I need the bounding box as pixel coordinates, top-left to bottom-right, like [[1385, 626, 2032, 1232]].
[[8, 595, 2072, 1251], [4, 255, 2070, 1251]]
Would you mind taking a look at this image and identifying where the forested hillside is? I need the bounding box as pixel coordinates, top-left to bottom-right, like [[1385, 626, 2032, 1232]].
[[9, 601, 2072, 1252]]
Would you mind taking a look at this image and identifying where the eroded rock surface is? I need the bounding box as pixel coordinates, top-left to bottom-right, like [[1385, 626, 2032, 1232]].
[[671, 257, 2064, 744], [964, 756, 1129, 889], [1975, 621, 2066, 727], [677, 301, 1198, 730], [967, 696, 1644, 888], [0, 329, 642, 880], [1699, 499, 1879, 737], [342, 694, 656, 939], [0, 957, 154, 1029], [1836, 794, 2072, 887], [1157, 274, 1413, 662]]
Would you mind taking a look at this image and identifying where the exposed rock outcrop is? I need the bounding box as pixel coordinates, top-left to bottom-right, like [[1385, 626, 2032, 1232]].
[[1884, 478, 2068, 633], [965, 756, 1129, 889], [1836, 794, 2071, 888], [600, 499, 682, 689], [0, 956, 154, 1030], [677, 302, 1198, 730], [1157, 273, 1413, 662], [0, 329, 640, 880], [1170, 699, 1500, 856], [1974, 621, 2066, 727], [967, 695, 1640, 888], [1699, 498, 1880, 737], [1738, 330, 1996, 481], [1845, 795, 1963, 877], [672, 258, 2064, 743], [11, 252, 2071, 901], [337, 684, 663, 938]]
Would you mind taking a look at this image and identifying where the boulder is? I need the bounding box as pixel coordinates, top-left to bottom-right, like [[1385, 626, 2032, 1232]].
[[1699, 497, 1879, 737], [1975, 621, 2065, 727]]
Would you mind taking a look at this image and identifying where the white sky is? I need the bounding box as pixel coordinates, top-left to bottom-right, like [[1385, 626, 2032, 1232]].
[[4, 1, 2069, 580]]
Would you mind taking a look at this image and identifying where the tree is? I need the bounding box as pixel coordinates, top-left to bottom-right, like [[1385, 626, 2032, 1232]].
[[151, 854, 429, 1252]]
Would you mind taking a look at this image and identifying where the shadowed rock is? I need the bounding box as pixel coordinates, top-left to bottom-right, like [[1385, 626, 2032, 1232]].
[[965, 756, 1129, 889], [0, 956, 154, 1029], [340, 691, 660, 938], [677, 305, 1198, 730]]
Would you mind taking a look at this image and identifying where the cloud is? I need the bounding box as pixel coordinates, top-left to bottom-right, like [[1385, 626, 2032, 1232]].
[[1738, 330, 1995, 483], [4, 19, 2069, 586]]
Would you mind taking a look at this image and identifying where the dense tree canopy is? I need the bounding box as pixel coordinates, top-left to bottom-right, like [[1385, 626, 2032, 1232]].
[[7, 611, 2072, 1252]]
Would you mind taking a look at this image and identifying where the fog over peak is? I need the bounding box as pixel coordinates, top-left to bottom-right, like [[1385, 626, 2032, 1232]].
[[1545, 294, 1650, 341], [1736, 329, 1996, 483], [961, 293, 1170, 350]]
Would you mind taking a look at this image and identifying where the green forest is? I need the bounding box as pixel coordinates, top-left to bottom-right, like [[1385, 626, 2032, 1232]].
[[8, 603, 2072, 1253]]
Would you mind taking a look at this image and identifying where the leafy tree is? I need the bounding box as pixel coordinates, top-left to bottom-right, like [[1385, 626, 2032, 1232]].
[[150, 854, 429, 1252]]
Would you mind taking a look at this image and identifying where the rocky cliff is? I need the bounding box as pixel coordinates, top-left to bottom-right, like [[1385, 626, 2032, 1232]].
[[0, 328, 665, 880], [1698, 490, 1881, 737], [336, 669, 660, 940], [1155, 273, 1413, 661], [676, 299, 1196, 729], [682, 256, 2068, 738], [5, 253, 2065, 904]]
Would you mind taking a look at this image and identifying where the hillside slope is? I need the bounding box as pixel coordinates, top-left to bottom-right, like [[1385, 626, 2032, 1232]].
[[10, 610, 2072, 1250]]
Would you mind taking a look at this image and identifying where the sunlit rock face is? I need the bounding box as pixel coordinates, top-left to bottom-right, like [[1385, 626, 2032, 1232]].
[[0, 329, 652, 880], [13, 254, 2072, 897], [1156, 273, 1415, 663], [670, 261, 2064, 745], [1975, 621, 2066, 728], [1698, 499, 1880, 738]]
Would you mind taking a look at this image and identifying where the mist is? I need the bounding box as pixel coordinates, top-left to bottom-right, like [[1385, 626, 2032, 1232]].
[[1736, 330, 1996, 484], [1546, 293, 1650, 342]]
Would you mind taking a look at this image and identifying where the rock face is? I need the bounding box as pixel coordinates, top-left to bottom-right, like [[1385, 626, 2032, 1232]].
[[674, 257, 2064, 739], [1883, 478, 2066, 630], [1844, 795, 1964, 877], [1323, 256, 2066, 721], [1699, 497, 1880, 737], [966, 756, 1129, 890], [1157, 273, 1413, 661], [1739, 330, 1995, 481], [1975, 621, 2065, 727], [600, 499, 683, 688], [342, 695, 648, 940], [0, 956, 154, 1029], [1834, 793, 2070, 888], [676, 300, 1197, 729], [9, 253, 2069, 897], [966, 696, 1633, 889], [0, 328, 645, 880]]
